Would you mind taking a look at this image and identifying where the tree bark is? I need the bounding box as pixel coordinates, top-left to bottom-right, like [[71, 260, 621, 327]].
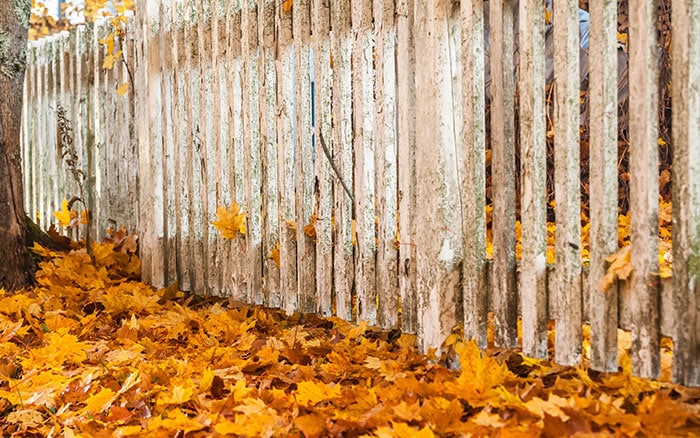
[[0, 0, 34, 290]]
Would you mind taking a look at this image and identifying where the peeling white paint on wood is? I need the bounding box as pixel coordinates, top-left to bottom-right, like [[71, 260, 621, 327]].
[[374, 0, 399, 330], [396, 0, 418, 335], [276, 2, 298, 314], [414, 0, 462, 352], [352, 0, 376, 325], [331, 0, 354, 322], [312, 0, 333, 317], [259, 0, 280, 308], [294, 0, 317, 314]]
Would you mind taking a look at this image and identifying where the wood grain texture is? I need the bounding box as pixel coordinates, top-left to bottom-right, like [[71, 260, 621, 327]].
[[459, 0, 488, 346], [628, 0, 660, 379], [352, 0, 377, 325], [276, 1, 298, 314], [588, 0, 619, 372], [330, 0, 354, 322], [518, 0, 548, 359], [396, 0, 418, 333], [374, 0, 399, 329], [313, 0, 334, 317], [294, 0, 317, 314], [489, 0, 518, 348], [671, 0, 700, 386], [553, 0, 582, 366]]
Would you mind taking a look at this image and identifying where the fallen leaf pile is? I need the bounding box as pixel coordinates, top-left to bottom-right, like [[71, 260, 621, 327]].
[[1, 242, 699, 437]]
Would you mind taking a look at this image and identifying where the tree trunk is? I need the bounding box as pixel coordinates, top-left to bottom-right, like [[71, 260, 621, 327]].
[[0, 0, 34, 290]]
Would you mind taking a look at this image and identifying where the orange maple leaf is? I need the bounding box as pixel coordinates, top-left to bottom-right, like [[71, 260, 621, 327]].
[[212, 202, 246, 238]]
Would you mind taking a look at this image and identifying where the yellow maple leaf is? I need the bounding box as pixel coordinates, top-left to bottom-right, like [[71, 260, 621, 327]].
[[282, 0, 293, 12], [212, 203, 246, 238], [83, 387, 117, 414], [102, 50, 122, 69], [54, 199, 76, 228], [598, 245, 632, 292], [448, 340, 512, 406], [294, 381, 341, 406], [116, 82, 129, 96]]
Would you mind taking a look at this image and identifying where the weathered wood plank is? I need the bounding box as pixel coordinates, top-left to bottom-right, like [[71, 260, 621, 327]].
[[588, 0, 619, 372], [489, 0, 518, 348], [202, 0, 220, 294], [21, 47, 31, 216], [213, 0, 229, 295], [460, 0, 487, 346], [553, 0, 582, 366], [193, 0, 212, 294], [179, 0, 198, 292], [48, 37, 59, 226], [37, 40, 47, 231], [414, 0, 462, 351], [29, 43, 39, 226], [172, 0, 191, 291], [396, 0, 417, 333], [242, 0, 263, 304], [628, 0, 660, 378], [78, 26, 93, 242], [330, 0, 354, 321], [161, 0, 178, 287], [294, 0, 317, 314], [96, 19, 110, 242], [671, 0, 700, 386], [228, 1, 248, 300], [187, 0, 207, 294], [374, 0, 399, 329], [259, 0, 280, 307], [351, 0, 376, 325], [518, 0, 548, 358], [275, 0, 298, 312], [312, 0, 333, 317]]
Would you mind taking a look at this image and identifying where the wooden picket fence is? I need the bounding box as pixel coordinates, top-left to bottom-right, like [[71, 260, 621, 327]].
[[21, 0, 700, 386]]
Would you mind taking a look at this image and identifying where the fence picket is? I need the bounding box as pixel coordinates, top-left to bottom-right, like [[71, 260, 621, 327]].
[[671, 0, 700, 386], [396, 0, 417, 333], [276, 1, 298, 313], [518, 0, 548, 358], [414, 0, 462, 350], [489, 0, 518, 348], [330, 0, 354, 321], [259, 0, 280, 308], [552, 0, 582, 366], [294, 0, 317, 313], [374, 0, 399, 329], [312, 0, 333, 317], [628, 0, 661, 378], [460, 0, 487, 347], [352, 0, 377, 325], [95, 19, 109, 242], [588, 0, 620, 372]]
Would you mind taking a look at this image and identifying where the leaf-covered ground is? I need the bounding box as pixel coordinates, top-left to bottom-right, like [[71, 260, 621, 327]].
[[1, 239, 699, 437]]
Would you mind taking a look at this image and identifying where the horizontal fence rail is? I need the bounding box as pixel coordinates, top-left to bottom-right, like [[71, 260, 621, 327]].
[[21, 0, 700, 386]]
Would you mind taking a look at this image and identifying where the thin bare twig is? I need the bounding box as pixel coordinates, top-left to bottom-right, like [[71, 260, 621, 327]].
[[318, 130, 353, 202]]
